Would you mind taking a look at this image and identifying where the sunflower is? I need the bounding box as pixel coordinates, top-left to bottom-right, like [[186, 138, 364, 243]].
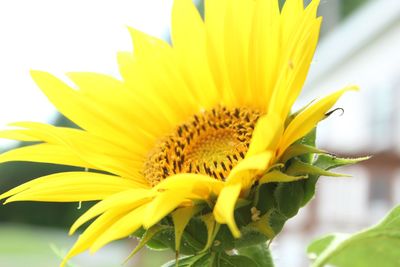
[[0, 0, 357, 265]]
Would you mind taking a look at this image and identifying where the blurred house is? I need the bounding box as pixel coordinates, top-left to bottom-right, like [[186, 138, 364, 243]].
[[274, 0, 400, 266]]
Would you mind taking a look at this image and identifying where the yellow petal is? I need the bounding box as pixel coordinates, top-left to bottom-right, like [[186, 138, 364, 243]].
[[227, 151, 273, 188], [143, 189, 193, 229], [30, 71, 153, 153], [117, 50, 192, 128], [126, 28, 201, 127], [278, 86, 358, 156], [127, 26, 171, 61], [213, 181, 242, 238], [268, 0, 321, 119], [0, 143, 92, 169], [249, 0, 279, 110], [172, 205, 203, 253], [66, 71, 159, 142], [154, 173, 224, 197], [0, 129, 40, 141], [280, 19, 322, 118], [204, 0, 234, 106], [1, 172, 142, 203], [281, 0, 304, 23], [60, 210, 126, 267], [246, 113, 283, 158], [69, 188, 153, 235], [8, 122, 147, 182], [171, 0, 218, 109], [90, 205, 147, 252], [224, 0, 255, 106]]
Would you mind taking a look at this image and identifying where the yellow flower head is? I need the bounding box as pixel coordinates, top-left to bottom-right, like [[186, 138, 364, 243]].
[[0, 0, 358, 265]]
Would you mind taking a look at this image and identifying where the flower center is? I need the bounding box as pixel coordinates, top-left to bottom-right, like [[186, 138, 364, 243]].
[[143, 106, 261, 186]]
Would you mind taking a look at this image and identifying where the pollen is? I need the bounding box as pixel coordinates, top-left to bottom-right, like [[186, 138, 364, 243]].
[[143, 106, 261, 186]]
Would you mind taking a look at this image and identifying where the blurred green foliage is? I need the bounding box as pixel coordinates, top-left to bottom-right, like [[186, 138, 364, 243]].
[[342, 0, 370, 18]]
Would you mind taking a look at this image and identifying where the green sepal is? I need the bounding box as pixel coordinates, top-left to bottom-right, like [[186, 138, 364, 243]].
[[314, 154, 371, 170], [302, 154, 370, 206], [285, 100, 316, 128], [297, 128, 317, 164], [125, 225, 172, 263], [287, 159, 350, 177], [198, 213, 220, 254], [280, 143, 327, 163], [259, 170, 308, 184]]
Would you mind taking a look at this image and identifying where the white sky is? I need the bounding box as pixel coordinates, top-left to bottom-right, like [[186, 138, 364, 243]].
[[0, 0, 172, 148]]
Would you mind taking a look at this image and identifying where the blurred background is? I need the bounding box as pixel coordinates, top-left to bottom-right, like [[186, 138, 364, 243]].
[[0, 0, 398, 266]]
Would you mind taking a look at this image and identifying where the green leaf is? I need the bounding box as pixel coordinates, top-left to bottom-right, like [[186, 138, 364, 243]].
[[146, 238, 170, 250], [214, 225, 235, 251], [149, 218, 207, 255], [237, 243, 275, 267], [146, 228, 175, 251], [267, 209, 288, 235], [162, 252, 261, 267], [308, 205, 400, 267], [161, 253, 209, 267], [233, 227, 269, 249], [218, 253, 260, 267]]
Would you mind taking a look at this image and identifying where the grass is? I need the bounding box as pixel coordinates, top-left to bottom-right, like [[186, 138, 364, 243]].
[[0, 223, 173, 267]]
